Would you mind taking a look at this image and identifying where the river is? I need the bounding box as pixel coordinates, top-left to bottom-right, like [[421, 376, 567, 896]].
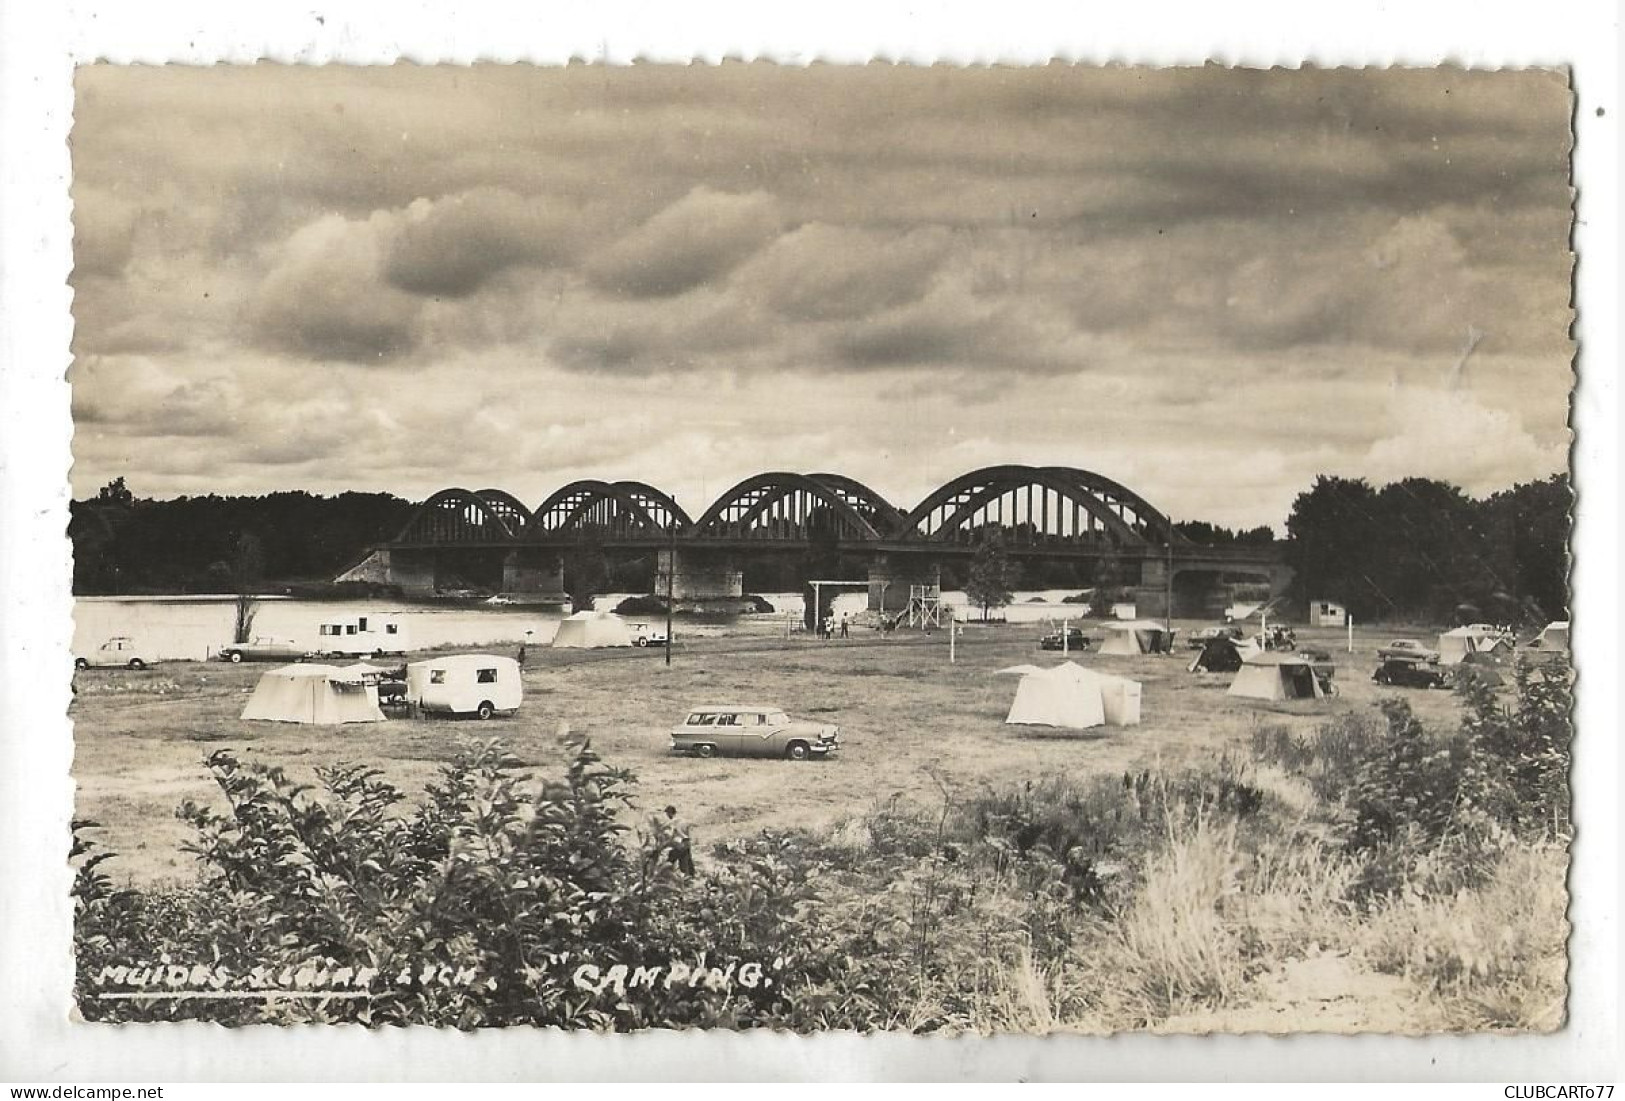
[[73, 589, 1095, 662]]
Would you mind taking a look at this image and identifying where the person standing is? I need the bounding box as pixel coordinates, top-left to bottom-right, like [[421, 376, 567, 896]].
[[653, 805, 694, 875], [839, 613, 850, 639]]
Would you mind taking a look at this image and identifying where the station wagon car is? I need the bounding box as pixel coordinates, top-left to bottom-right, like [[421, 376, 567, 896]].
[[74, 636, 158, 670], [670, 706, 840, 760]]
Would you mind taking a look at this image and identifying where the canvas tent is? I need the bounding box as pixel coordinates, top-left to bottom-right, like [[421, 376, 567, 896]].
[[240, 664, 385, 724], [1437, 624, 1514, 666], [998, 662, 1143, 729], [550, 611, 635, 649], [1529, 620, 1570, 654], [1189, 636, 1246, 674], [1227, 652, 1325, 702], [1097, 620, 1174, 656]]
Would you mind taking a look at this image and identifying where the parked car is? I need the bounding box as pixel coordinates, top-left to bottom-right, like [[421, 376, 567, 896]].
[[1187, 625, 1245, 650], [1039, 627, 1092, 652], [74, 636, 158, 670], [1373, 658, 1449, 689], [218, 636, 313, 663], [670, 705, 840, 761], [631, 623, 669, 648], [1376, 639, 1440, 664]]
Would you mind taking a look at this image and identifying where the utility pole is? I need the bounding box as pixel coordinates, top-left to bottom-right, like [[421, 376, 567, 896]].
[[1164, 524, 1174, 635], [664, 517, 675, 667]]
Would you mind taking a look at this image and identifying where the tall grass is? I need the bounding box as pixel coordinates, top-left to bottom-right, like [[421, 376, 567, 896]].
[[1358, 843, 1568, 1031], [1117, 810, 1244, 1018]]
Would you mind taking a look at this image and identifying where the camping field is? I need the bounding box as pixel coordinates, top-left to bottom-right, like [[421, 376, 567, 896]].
[[72, 618, 1468, 887]]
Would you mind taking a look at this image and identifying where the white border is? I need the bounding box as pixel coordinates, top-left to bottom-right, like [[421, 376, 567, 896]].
[[1, 0, 1618, 1083]]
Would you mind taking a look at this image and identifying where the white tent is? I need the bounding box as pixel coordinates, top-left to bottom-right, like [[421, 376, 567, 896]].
[[1530, 620, 1570, 653], [550, 611, 635, 649], [1227, 652, 1325, 701], [240, 664, 385, 724], [1438, 624, 1514, 666], [1097, 620, 1174, 656], [1000, 662, 1143, 729]]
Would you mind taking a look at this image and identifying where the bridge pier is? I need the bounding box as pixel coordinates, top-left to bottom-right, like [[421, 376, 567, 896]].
[[867, 554, 942, 614], [503, 548, 566, 598], [383, 547, 437, 593], [657, 548, 743, 600]]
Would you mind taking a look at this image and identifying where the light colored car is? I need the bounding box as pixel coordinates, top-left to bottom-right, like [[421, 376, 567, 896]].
[[1376, 639, 1440, 664], [74, 636, 158, 670], [670, 706, 840, 761], [218, 636, 313, 663], [630, 623, 669, 648]]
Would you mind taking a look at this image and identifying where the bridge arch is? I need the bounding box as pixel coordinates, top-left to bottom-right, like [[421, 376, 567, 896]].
[[526, 480, 691, 539], [900, 464, 1180, 547], [692, 472, 896, 542], [396, 488, 527, 544]]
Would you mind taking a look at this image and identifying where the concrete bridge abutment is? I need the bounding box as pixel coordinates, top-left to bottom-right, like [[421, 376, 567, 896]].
[[657, 548, 743, 600]]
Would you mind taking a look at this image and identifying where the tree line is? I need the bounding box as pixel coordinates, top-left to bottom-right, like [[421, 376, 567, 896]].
[[70, 478, 416, 595], [70, 473, 1571, 625], [1282, 473, 1569, 625]]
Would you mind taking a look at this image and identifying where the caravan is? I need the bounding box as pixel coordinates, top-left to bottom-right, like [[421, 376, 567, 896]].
[[313, 612, 411, 658], [406, 654, 522, 719]]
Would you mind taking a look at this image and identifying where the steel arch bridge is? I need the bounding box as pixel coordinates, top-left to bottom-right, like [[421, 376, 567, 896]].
[[361, 465, 1284, 614], [526, 480, 691, 540], [391, 465, 1183, 549]]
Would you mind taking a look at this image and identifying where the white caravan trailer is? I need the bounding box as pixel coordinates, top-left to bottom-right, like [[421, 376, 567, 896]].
[[313, 612, 411, 658], [406, 654, 522, 719]]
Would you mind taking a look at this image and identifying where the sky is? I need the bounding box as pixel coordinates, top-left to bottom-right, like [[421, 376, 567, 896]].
[[67, 64, 1575, 531]]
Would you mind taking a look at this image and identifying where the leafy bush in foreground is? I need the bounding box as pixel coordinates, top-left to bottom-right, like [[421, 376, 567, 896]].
[[74, 666, 1571, 1032]]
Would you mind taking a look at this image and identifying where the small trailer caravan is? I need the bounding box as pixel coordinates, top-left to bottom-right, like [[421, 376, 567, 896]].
[[313, 612, 410, 658], [405, 654, 522, 719]]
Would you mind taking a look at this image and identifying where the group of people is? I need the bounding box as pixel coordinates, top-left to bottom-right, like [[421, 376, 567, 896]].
[[817, 612, 851, 640]]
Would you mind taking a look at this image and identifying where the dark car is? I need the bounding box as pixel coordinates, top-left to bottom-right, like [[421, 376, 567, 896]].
[[1187, 625, 1245, 650], [217, 636, 314, 663], [1373, 659, 1449, 688], [1376, 639, 1441, 664], [1039, 627, 1092, 652]]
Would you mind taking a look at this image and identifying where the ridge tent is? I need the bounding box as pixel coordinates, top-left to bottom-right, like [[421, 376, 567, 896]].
[[551, 611, 635, 649], [1097, 620, 1175, 656], [1529, 620, 1570, 654], [240, 663, 385, 725], [1438, 624, 1514, 666], [1001, 661, 1143, 729], [1189, 636, 1246, 674], [1227, 651, 1325, 702]]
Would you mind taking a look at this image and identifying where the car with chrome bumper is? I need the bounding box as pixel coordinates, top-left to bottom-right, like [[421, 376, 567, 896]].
[[670, 706, 840, 760]]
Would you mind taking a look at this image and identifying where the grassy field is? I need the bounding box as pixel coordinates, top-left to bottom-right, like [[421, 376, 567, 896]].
[[72, 618, 1469, 886]]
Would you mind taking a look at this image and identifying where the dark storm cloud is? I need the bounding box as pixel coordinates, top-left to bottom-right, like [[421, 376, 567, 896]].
[[247, 213, 422, 362], [735, 224, 952, 321], [584, 187, 781, 297], [383, 188, 581, 298], [67, 65, 1575, 521]]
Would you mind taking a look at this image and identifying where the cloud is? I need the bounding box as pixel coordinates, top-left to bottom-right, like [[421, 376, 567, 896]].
[[735, 224, 951, 321], [1360, 387, 1569, 494], [586, 187, 780, 297], [383, 188, 579, 298], [248, 213, 422, 362]]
